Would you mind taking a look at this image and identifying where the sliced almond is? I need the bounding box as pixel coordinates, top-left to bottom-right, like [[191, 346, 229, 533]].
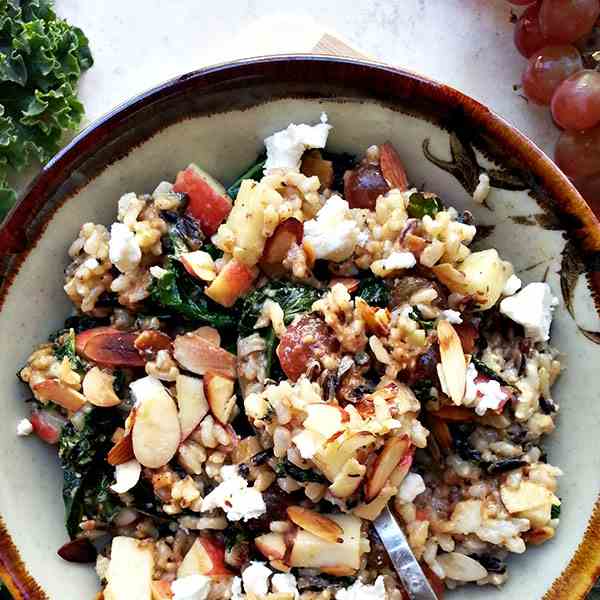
[[108, 433, 134, 466], [353, 485, 397, 521], [436, 552, 487, 582], [204, 372, 236, 424], [190, 326, 221, 347], [287, 506, 344, 544], [379, 142, 409, 191], [82, 367, 121, 408], [173, 333, 236, 379], [176, 374, 209, 440], [320, 566, 358, 577], [33, 379, 86, 412], [356, 298, 390, 336], [437, 320, 466, 405], [255, 532, 287, 560], [329, 277, 360, 293], [365, 436, 411, 501]]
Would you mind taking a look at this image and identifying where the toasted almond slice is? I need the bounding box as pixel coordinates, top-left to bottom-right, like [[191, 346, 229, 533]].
[[191, 326, 221, 347], [134, 330, 172, 358], [33, 379, 86, 412], [356, 298, 390, 336], [365, 436, 411, 501], [173, 333, 236, 379], [431, 263, 469, 295], [523, 526, 555, 545], [287, 506, 344, 544], [82, 367, 121, 408], [437, 320, 466, 405], [320, 566, 358, 577], [353, 485, 397, 521], [329, 277, 360, 293], [379, 142, 409, 191], [108, 432, 134, 466]]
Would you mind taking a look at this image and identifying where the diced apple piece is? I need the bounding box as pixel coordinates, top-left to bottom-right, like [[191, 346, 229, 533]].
[[303, 403, 345, 439], [104, 537, 154, 600], [524, 526, 555, 545], [260, 218, 303, 272], [329, 458, 366, 498], [82, 367, 121, 407], [151, 580, 173, 600], [313, 432, 376, 482], [353, 485, 397, 521], [204, 372, 236, 424], [131, 377, 181, 468], [289, 514, 363, 569], [389, 451, 414, 487], [29, 408, 66, 444], [79, 330, 145, 367], [517, 503, 553, 529], [180, 251, 217, 282], [255, 532, 287, 560], [178, 537, 232, 577], [205, 258, 256, 308], [173, 332, 236, 379], [173, 164, 232, 236], [500, 481, 558, 514], [176, 374, 209, 440], [287, 506, 344, 543], [32, 380, 86, 412], [365, 436, 411, 501]]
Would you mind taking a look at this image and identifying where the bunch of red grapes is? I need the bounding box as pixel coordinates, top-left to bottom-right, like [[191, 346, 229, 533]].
[[508, 0, 600, 208]]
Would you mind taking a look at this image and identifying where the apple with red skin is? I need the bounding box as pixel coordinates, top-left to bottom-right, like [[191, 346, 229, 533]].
[[205, 258, 256, 308], [260, 218, 303, 275], [178, 537, 233, 577], [30, 409, 66, 444]]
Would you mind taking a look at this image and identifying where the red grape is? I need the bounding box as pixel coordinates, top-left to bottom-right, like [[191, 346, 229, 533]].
[[514, 3, 549, 58], [555, 126, 600, 178], [539, 0, 600, 44], [506, 0, 537, 4], [551, 70, 600, 130], [522, 45, 583, 104]]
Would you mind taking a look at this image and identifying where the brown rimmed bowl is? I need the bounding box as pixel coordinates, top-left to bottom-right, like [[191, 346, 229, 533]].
[[1, 55, 599, 600]]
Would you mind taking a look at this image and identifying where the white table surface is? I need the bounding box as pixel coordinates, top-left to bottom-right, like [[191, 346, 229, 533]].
[[53, 0, 557, 164]]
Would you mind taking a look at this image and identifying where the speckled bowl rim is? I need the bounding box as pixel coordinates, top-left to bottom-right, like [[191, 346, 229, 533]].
[[1, 54, 599, 600]]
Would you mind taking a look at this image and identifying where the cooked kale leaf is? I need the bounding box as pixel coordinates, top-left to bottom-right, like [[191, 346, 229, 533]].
[[412, 379, 434, 403], [472, 357, 515, 389], [162, 212, 204, 256], [407, 192, 442, 219], [52, 327, 86, 372], [355, 276, 390, 308], [409, 306, 435, 331], [226, 156, 266, 200], [551, 503, 561, 519], [276, 460, 327, 484]]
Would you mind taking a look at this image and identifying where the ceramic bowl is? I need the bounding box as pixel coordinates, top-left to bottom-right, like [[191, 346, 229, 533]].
[[1, 56, 599, 600]]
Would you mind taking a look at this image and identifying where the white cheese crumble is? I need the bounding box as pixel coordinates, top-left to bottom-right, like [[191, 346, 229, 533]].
[[264, 113, 332, 172], [474, 379, 508, 416], [109, 222, 141, 273], [171, 575, 212, 600], [230, 577, 243, 600], [440, 309, 463, 324], [292, 429, 325, 459], [272, 573, 299, 598], [371, 251, 416, 277], [499, 282, 559, 342], [397, 473, 426, 503], [303, 195, 360, 262], [241, 562, 273, 598], [110, 459, 142, 494], [472, 173, 491, 204], [201, 465, 266, 521], [117, 192, 144, 224], [150, 265, 169, 279], [336, 576, 387, 600], [464, 361, 478, 404], [16, 418, 33, 436], [503, 274, 522, 296]]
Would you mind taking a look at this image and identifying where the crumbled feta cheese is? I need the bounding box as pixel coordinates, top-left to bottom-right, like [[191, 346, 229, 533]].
[[242, 562, 272, 598], [171, 575, 212, 600], [109, 222, 141, 273], [464, 362, 478, 404], [336, 576, 386, 600], [117, 192, 144, 223], [110, 459, 142, 494], [16, 418, 33, 436], [472, 173, 491, 204], [293, 429, 325, 459], [272, 573, 299, 598], [397, 473, 426, 503], [499, 282, 559, 342], [152, 181, 174, 199], [230, 577, 243, 600], [82, 257, 99, 270], [502, 274, 522, 296], [440, 309, 463, 324], [303, 195, 360, 262], [264, 113, 332, 172], [150, 265, 169, 279], [474, 379, 508, 416], [371, 251, 416, 277], [201, 465, 266, 521]]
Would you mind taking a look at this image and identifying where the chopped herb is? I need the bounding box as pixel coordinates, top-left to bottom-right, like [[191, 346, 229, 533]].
[[224, 527, 250, 552], [226, 156, 266, 199], [551, 503, 561, 519], [409, 306, 435, 331], [276, 460, 327, 484], [472, 357, 516, 389], [201, 241, 223, 261], [412, 379, 434, 403], [407, 192, 442, 219], [52, 328, 86, 373], [355, 276, 390, 308]]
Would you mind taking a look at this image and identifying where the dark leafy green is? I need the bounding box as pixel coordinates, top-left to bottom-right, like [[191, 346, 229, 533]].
[[149, 259, 237, 329], [409, 306, 435, 331], [224, 527, 251, 552], [162, 212, 204, 256], [0, 0, 93, 218], [275, 460, 327, 484], [59, 408, 122, 537], [226, 156, 265, 199], [63, 314, 109, 333], [412, 379, 434, 403], [52, 327, 86, 372], [472, 357, 516, 389], [406, 192, 442, 219], [355, 276, 390, 308], [239, 280, 321, 336], [551, 503, 561, 519]]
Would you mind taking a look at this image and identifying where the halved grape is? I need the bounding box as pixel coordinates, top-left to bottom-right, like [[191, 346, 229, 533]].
[[522, 45, 583, 104], [506, 0, 537, 4], [539, 0, 600, 44], [514, 3, 549, 58], [555, 126, 600, 178], [551, 70, 600, 130]]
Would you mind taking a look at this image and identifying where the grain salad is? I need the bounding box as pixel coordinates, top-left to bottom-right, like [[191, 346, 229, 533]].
[[17, 115, 563, 600]]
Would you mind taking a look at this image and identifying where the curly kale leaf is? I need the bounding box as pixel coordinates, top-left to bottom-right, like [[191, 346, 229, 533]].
[[226, 155, 265, 199], [0, 0, 93, 218], [149, 259, 237, 329], [239, 280, 321, 336], [409, 306, 435, 331], [355, 276, 390, 308], [52, 327, 86, 372]]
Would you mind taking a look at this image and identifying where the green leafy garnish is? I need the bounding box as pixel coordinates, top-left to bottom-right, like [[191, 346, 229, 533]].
[[355, 276, 390, 308], [472, 357, 516, 389], [239, 280, 321, 336], [409, 306, 435, 331], [224, 527, 250, 552], [551, 503, 561, 519], [0, 0, 93, 218], [59, 408, 122, 537], [412, 379, 434, 403], [407, 192, 442, 219], [276, 460, 327, 484], [52, 327, 86, 372], [226, 156, 265, 200], [149, 259, 237, 329]]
